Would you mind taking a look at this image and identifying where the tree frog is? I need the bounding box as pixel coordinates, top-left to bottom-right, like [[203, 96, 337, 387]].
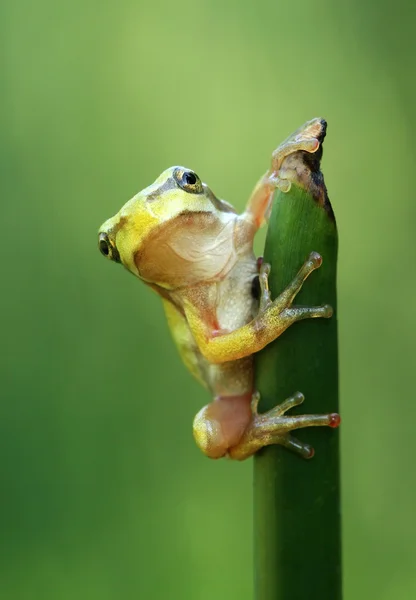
[[98, 119, 340, 461]]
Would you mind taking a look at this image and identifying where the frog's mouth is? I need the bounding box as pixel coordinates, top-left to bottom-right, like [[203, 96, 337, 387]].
[[98, 232, 121, 263]]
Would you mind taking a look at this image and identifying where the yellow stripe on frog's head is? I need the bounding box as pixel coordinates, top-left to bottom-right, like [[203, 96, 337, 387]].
[[98, 166, 237, 278]]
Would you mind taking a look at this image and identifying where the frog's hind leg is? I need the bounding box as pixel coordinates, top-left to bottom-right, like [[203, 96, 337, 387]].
[[228, 391, 340, 460]]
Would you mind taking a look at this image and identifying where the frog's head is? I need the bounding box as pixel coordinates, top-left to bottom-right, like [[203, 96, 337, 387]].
[[98, 167, 237, 290]]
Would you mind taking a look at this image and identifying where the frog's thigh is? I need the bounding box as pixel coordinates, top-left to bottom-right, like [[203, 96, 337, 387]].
[[193, 394, 252, 459]]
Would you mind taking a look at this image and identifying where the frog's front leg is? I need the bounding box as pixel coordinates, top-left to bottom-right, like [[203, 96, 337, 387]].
[[245, 118, 324, 229]]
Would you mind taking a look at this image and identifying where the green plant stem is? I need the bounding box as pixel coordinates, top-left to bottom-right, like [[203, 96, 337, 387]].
[[253, 126, 341, 600]]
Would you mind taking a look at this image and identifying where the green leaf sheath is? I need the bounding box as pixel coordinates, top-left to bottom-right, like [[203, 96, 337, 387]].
[[253, 129, 341, 600]]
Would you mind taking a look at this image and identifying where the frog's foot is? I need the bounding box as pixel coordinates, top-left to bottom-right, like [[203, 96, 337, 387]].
[[228, 391, 340, 460], [258, 251, 333, 320]]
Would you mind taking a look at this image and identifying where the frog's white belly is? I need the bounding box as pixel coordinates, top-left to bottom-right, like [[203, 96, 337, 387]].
[[204, 257, 258, 397], [166, 256, 259, 397]]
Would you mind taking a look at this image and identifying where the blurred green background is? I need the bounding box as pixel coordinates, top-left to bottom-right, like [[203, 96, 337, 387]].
[[2, 0, 415, 598]]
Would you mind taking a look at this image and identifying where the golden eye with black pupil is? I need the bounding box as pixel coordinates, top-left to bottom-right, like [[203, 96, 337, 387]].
[[98, 232, 121, 263], [173, 168, 203, 194], [99, 237, 109, 256]]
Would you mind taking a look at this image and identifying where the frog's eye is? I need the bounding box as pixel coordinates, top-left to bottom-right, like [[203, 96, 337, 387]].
[[98, 232, 121, 263], [173, 168, 203, 194]]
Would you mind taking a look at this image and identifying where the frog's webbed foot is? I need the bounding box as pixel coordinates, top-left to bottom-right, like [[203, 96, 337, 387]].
[[257, 251, 333, 322], [229, 391, 340, 460]]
